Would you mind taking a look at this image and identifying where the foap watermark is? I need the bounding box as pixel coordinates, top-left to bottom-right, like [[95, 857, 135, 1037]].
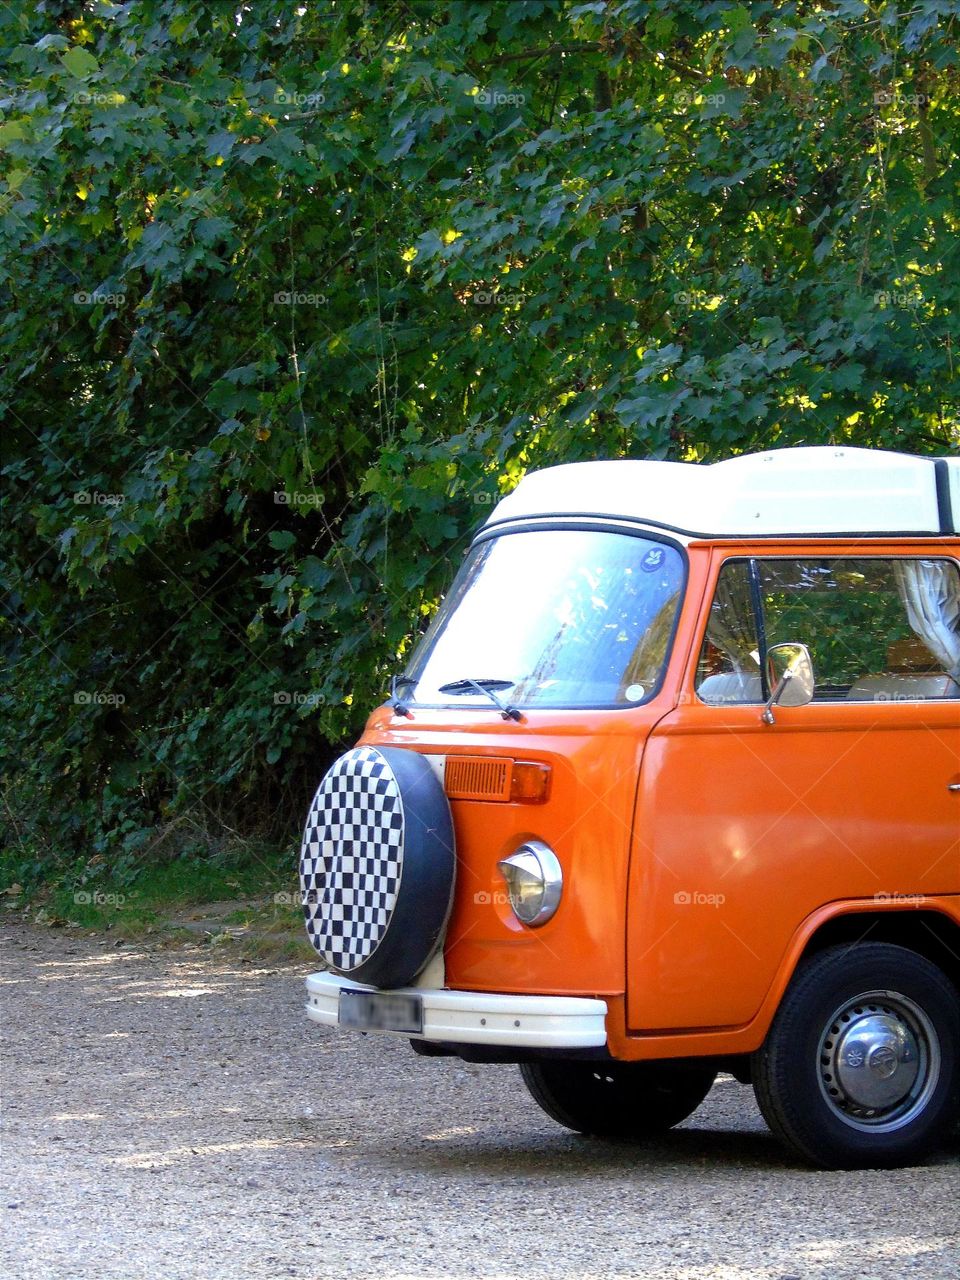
[[274, 490, 322, 506], [74, 890, 126, 907], [273, 291, 327, 306], [74, 490, 124, 507], [74, 91, 125, 107], [476, 88, 525, 107], [74, 290, 125, 306], [674, 889, 725, 908], [872, 289, 922, 310], [472, 290, 524, 306], [676, 288, 710, 306], [472, 492, 498, 506], [274, 691, 324, 707], [874, 891, 926, 907], [275, 890, 319, 907], [74, 690, 125, 707], [676, 88, 725, 110], [275, 88, 326, 108], [473, 890, 511, 906], [870, 687, 927, 702], [874, 89, 929, 108]]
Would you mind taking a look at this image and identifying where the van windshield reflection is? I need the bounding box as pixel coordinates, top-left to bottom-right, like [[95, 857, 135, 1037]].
[[403, 529, 685, 710]]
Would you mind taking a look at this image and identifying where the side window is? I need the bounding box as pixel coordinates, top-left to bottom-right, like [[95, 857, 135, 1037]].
[[695, 561, 763, 703], [696, 557, 960, 704], [759, 558, 960, 702]]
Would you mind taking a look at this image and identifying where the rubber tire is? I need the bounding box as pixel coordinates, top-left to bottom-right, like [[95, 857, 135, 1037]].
[[300, 746, 455, 989], [752, 943, 959, 1170], [520, 1059, 716, 1139]]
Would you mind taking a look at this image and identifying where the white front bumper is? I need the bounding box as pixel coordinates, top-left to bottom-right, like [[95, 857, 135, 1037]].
[[305, 970, 608, 1049]]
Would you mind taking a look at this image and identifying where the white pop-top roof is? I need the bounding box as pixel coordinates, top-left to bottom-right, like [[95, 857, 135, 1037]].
[[483, 446, 959, 539]]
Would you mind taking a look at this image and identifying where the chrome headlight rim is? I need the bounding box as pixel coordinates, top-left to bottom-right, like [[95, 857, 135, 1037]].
[[497, 839, 563, 927]]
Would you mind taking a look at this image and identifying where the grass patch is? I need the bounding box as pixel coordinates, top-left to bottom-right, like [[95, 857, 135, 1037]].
[[0, 845, 314, 961]]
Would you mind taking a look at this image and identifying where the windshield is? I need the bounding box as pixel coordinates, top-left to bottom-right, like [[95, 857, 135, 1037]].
[[404, 528, 685, 709]]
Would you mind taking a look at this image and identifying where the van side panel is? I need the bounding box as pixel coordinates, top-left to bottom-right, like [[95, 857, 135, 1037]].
[[625, 541, 960, 1035]]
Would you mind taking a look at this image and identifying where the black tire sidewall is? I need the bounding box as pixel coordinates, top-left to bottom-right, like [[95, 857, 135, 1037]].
[[522, 1059, 717, 1138], [757, 944, 959, 1167]]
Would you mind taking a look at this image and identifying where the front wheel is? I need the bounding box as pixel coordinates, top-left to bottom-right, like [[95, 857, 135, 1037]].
[[752, 943, 959, 1169], [521, 1058, 716, 1139]]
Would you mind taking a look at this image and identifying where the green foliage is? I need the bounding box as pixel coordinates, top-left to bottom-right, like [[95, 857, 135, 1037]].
[[762, 560, 918, 692], [2, 0, 958, 882], [0, 843, 297, 944]]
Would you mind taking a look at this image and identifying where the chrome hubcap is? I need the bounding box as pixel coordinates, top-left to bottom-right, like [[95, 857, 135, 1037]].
[[833, 1013, 918, 1108], [818, 991, 939, 1132]]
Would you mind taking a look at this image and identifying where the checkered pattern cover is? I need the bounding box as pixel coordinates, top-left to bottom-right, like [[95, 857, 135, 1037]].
[[299, 746, 405, 971]]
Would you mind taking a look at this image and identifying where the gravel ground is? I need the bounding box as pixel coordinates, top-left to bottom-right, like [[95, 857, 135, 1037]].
[[2, 923, 957, 1280]]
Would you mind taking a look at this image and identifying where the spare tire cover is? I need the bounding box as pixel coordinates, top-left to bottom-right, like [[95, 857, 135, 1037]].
[[299, 745, 455, 988]]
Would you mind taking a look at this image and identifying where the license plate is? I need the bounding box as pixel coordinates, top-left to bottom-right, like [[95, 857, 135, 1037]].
[[338, 989, 423, 1034]]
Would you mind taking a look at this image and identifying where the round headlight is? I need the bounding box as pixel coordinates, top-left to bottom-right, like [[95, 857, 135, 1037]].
[[497, 840, 562, 927]]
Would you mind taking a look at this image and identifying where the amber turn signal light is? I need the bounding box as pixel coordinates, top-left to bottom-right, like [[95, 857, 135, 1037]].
[[509, 761, 551, 804], [443, 756, 551, 803]]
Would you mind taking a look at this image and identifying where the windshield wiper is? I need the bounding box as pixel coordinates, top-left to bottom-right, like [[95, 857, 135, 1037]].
[[388, 674, 415, 718], [437, 677, 521, 721]]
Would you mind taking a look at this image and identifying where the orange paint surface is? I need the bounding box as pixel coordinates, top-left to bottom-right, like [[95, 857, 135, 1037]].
[[360, 538, 960, 1059]]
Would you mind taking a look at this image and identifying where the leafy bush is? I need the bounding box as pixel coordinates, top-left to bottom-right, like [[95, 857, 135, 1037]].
[[2, 0, 957, 886]]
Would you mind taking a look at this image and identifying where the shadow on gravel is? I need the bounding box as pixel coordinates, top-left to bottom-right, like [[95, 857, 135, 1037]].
[[354, 1125, 800, 1175], [348, 1122, 960, 1178]]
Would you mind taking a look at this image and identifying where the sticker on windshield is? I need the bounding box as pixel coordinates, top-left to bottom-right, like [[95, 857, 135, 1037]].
[[641, 548, 666, 572], [624, 683, 645, 702]]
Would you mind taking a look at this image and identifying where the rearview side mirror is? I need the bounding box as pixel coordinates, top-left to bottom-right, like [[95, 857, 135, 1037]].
[[761, 642, 815, 725]]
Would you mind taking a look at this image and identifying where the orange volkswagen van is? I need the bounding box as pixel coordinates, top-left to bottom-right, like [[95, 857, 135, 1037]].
[[300, 446, 960, 1168]]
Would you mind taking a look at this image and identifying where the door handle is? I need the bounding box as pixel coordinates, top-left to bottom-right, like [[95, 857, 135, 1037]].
[[949, 783, 960, 792]]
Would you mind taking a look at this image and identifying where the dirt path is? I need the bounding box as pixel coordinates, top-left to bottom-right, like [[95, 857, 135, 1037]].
[[2, 923, 957, 1280]]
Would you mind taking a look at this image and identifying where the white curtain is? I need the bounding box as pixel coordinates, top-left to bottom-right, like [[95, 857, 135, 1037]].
[[893, 559, 960, 678]]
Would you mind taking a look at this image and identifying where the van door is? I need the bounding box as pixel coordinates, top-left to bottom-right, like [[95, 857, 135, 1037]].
[[625, 547, 960, 1034]]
